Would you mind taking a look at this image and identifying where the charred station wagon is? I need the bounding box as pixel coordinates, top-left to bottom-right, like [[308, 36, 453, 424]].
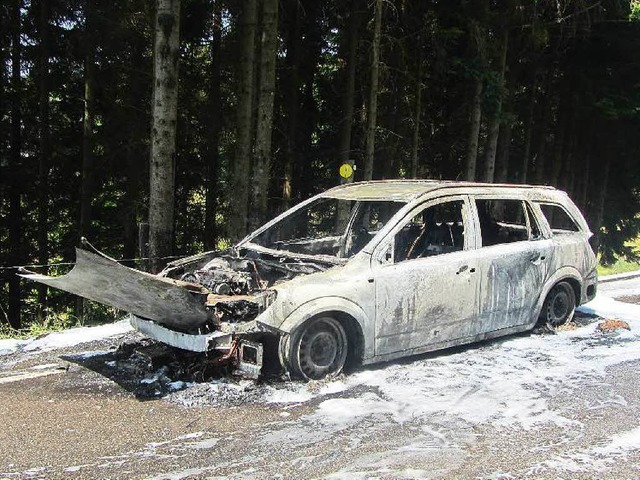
[[25, 180, 598, 380]]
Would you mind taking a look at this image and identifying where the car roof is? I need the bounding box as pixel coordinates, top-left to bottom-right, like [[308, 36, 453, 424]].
[[321, 180, 556, 202]]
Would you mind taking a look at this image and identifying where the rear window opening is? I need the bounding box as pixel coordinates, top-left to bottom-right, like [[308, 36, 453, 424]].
[[536, 203, 581, 234], [476, 199, 539, 247]]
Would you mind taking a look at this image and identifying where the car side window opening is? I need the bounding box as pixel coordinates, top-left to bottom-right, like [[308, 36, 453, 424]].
[[345, 201, 404, 256], [476, 199, 539, 247], [393, 200, 466, 262], [536, 203, 581, 234]]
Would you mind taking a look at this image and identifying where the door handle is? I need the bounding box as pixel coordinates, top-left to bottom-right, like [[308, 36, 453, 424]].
[[530, 254, 546, 265], [457, 265, 476, 274]]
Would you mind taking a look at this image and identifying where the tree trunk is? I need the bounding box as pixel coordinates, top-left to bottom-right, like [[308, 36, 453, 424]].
[[411, 56, 423, 179], [293, 3, 322, 202], [36, 0, 51, 322], [495, 121, 512, 183], [591, 153, 610, 256], [122, 40, 145, 269], [381, 54, 403, 179], [465, 76, 483, 181], [8, 0, 22, 329], [149, 0, 180, 273], [0, 1, 6, 323], [463, 15, 486, 182], [576, 119, 594, 212], [249, 0, 278, 231], [362, 0, 382, 181], [282, 0, 302, 210], [520, 72, 538, 183], [204, 3, 222, 250], [578, 148, 591, 213], [334, 1, 360, 228], [561, 122, 577, 196], [123, 145, 140, 265], [533, 71, 554, 185], [337, 0, 359, 182], [80, 0, 95, 243], [229, 0, 257, 241], [483, 29, 508, 183], [549, 98, 569, 188]]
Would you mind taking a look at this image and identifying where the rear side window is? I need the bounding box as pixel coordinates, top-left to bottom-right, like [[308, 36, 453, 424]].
[[537, 203, 580, 234], [476, 199, 537, 247]]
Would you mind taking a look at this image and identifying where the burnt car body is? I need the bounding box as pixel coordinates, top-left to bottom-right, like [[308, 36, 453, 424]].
[[24, 180, 598, 380]]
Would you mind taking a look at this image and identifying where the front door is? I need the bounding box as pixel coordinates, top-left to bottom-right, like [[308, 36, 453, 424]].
[[372, 196, 479, 357]]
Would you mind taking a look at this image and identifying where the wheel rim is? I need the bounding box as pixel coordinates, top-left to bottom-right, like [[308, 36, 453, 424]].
[[296, 318, 347, 380], [546, 284, 573, 327]]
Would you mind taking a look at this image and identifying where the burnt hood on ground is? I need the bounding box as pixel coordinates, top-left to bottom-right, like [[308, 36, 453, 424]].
[[20, 248, 211, 330]]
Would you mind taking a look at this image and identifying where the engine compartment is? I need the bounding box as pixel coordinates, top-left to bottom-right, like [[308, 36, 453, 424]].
[[159, 249, 331, 333]]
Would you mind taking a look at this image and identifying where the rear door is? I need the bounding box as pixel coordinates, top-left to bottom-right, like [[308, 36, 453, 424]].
[[472, 197, 553, 331], [372, 195, 480, 356]]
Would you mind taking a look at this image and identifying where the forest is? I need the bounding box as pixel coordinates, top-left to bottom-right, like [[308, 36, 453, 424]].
[[1, 0, 639, 330]]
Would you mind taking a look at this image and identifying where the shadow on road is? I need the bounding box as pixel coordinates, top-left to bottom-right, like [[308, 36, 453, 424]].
[[60, 339, 238, 400]]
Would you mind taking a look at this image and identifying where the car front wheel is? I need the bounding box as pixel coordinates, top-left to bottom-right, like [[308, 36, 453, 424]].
[[284, 316, 348, 381]]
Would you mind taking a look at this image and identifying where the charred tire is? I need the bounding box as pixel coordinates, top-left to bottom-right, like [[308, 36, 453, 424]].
[[285, 316, 348, 381], [539, 281, 576, 328]]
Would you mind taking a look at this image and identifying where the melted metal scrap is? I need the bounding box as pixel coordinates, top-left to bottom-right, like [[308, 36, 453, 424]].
[[181, 258, 255, 295], [213, 299, 260, 323]]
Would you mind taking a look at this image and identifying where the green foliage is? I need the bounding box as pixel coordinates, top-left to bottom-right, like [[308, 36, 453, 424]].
[[1, 0, 640, 332], [597, 235, 640, 274], [631, 1, 640, 21], [0, 299, 124, 339]]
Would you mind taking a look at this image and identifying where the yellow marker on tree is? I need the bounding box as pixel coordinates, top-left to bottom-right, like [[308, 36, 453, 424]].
[[339, 163, 354, 179]]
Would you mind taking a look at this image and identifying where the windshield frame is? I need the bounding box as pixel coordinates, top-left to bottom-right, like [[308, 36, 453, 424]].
[[237, 193, 409, 263]]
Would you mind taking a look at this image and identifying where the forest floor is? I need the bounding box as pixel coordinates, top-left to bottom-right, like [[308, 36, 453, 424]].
[[1, 279, 640, 479]]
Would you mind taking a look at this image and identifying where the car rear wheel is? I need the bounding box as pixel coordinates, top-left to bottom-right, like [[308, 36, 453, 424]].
[[284, 316, 348, 381], [539, 281, 576, 328]]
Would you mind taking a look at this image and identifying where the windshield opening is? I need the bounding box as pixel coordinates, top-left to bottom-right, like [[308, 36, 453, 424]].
[[248, 197, 405, 259]]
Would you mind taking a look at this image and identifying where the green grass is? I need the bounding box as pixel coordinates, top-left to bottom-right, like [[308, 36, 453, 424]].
[[598, 258, 640, 276], [597, 237, 640, 276], [0, 301, 123, 340], [0, 311, 81, 340]]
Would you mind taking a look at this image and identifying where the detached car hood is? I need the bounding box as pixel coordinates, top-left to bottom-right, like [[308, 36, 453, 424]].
[[20, 248, 211, 330]]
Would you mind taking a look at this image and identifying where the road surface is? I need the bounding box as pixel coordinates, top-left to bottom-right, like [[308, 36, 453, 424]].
[[1, 278, 640, 479]]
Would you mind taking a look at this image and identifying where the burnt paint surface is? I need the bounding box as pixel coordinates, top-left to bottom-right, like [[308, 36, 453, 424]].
[[475, 239, 553, 330], [373, 250, 477, 356], [21, 249, 210, 330]]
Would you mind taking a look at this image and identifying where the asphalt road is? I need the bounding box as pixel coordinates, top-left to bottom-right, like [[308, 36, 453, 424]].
[[1, 281, 640, 479], [599, 274, 640, 303]]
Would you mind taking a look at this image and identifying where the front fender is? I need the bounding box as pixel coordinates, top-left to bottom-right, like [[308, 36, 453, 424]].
[[262, 296, 373, 360], [529, 266, 584, 327]]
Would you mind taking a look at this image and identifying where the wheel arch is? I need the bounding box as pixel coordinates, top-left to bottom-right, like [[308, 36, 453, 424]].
[[530, 267, 583, 326], [278, 297, 372, 362]]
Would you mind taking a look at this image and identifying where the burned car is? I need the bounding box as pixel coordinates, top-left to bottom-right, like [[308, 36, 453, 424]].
[[23, 180, 597, 380]]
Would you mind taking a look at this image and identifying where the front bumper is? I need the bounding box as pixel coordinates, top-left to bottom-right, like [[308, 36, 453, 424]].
[[129, 315, 265, 378]]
